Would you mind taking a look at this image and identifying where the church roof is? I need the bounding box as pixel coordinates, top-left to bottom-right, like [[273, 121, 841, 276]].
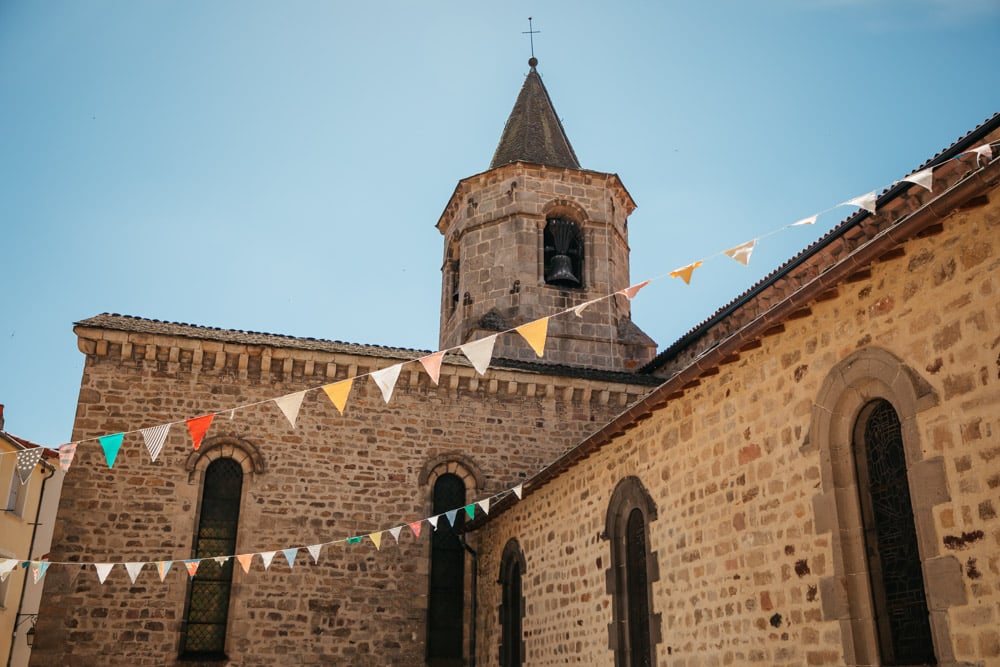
[[489, 59, 581, 170]]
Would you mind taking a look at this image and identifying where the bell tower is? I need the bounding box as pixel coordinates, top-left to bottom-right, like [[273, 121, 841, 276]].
[[437, 58, 655, 372]]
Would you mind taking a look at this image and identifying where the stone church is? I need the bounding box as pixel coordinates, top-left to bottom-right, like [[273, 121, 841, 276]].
[[31, 55, 1000, 666]]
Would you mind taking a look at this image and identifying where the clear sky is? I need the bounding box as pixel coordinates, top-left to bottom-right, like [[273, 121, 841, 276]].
[[1, 1, 998, 447]]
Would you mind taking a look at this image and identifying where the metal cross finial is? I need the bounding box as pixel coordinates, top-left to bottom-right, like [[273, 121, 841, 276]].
[[522, 17, 540, 60]]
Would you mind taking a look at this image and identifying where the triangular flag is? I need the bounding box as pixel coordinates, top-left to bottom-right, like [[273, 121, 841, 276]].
[[619, 280, 651, 301], [902, 167, 934, 192], [236, 554, 254, 573], [58, 442, 78, 473], [213, 556, 229, 567], [346, 536, 363, 545], [322, 379, 354, 415], [369, 532, 382, 550], [183, 560, 200, 577], [427, 515, 440, 530], [156, 561, 173, 581], [572, 301, 593, 317], [31, 561, 50, 583], [186, 414, 214, 451], [464, 504, 476, 520], [961, 144, 993, 163], [306, 544, 322, 564], [513, 484, 523, 499], [282, 548, 297, 568], [841, 190, 877, 214], [459, 335, 497, 375], [408, 521, 423, 538], [444, 509, 459, 527], [0, 559, 17, 582], [124, 562, 144, 584], [95, 563, 114, 584], [477, 498, 491, 515], [260, 551, 276, 570], [669, 261, 703, 285], [98, 433, 124, 469], [15, 448, 44, 483], [515, 318, 549, 358], [418, 351, 445, 385], [139, 423, 170, 463], [389, 526, 403, 543], [723, 240, 757, 266], [790, 214, 818, 227], [370, 364, 403, 403], [274, 391, 307, 428]]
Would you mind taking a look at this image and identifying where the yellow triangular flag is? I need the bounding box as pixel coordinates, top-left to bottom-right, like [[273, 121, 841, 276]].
[[369, 532, 383, 550], [515, 317, 549, 357], [669, 260, 703, 285], [322, 378, 354, 415]]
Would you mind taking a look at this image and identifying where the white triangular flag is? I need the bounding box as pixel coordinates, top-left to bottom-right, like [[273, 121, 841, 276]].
[[389, 526, 403, 543], [139, 423, 170, 463], [95, 563, 114, 584], [124, 562, 144, 584], [723, 239, 757, 266], [902, 167, 934, 192], [841, 191, 877, 214], [572, 301, 593, 317], [307, 544, 322, 564], [260, 551, 276, 570], [0, 559, 18, 582], [513, 484, 523, 499], [428, 515, 440, 530], [274, 391, 307, 428], [370, 364, 403, 403], [213, 556, 229, 566], [790, 214, 818, 227], [459, 335, 497, 375], [477, 498, 491, 515]]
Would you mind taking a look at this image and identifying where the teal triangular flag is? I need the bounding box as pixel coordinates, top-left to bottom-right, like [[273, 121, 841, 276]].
[[444, 509, 458, 527], [99, 433, 125, 468], [463, 504, 476, 520], [347, 536, 362, 545], [282, 548, 297, 568]]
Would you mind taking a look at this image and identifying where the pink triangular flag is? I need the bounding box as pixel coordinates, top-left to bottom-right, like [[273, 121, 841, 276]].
[[790, 214, 818, 227], [322, 378, 354, 415], [274, 391, 307, 428], [94, 563, 114, 584], [418, 351, 445, 385], [58, 442, 78, 473], [723, 240, 757, 266], [408, 521, 423, 538], [389, 526, 403, 543], [513, 484, 523, 499], [369, 532, 383, 550], [459, 335, 497, 375], [306, 544, 322, 564], [370, 364, 403, 403], [184, 560, 200, 577], [477, 498, 491, 515], [619, 280, 651, 301], [841, 190, 877, 214], [260, 551, 276, 570], [515, 318, 549, 357], [236, 554, 254, 573], [124, 562, 144, 584], [902, 167, 934, 192], [156, 561, 173, 581], [140, 423, 170, 463], [669, 261, 703, 285], [427, 515, 440, 530], [186, 414, 214, 451]]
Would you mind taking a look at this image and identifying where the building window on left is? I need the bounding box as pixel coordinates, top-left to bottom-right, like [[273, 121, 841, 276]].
[[5, 466, 29, 518], [181, 457, 243, 659]]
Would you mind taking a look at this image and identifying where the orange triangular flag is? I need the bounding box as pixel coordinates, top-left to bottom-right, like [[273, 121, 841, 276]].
[[418, 351, 445, 385], [669, 261, 703, 285], [515, 317, 549, 357], [186, 414, 214, 451], [619, 280, 651, 300], [184, 560, 200, 577], [322, 378, 354, 415], [236, 554, 254, 573]]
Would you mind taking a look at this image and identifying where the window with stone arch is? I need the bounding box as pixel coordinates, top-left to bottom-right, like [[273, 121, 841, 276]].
[[420, 457, 482, 666], [603, 476, 661, 667], [498, 538, 526, 667], [543, 216, 584, 288], [809, 347, 965, 666], [181, 437, 264, 659]]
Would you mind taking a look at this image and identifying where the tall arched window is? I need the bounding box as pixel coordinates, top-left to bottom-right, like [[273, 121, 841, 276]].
[[604, 476, 661, 667], [543, 217, 583, 288], [854, 399, 935, 665], [427, 472, 466, 664], [181, 457, 243, 658], [498, 539, 526, 667]]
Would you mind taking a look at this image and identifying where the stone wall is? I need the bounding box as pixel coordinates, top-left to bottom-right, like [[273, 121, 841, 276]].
[[472, 175, 1000, 665], [31, 330, 652, 667]]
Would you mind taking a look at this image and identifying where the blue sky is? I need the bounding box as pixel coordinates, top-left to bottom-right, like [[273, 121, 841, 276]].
[[1, 1, 998, 447]]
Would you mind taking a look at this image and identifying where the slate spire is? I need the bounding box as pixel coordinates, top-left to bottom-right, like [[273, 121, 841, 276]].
[[489, 58, 581, 170]]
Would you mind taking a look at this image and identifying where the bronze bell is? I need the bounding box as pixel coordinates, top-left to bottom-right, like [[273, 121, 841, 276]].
[[546, 253, 581, 287]]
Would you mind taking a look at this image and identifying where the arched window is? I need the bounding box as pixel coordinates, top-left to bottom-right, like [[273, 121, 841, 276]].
[[427, 472, 466, 664], [498, 539, 526, 667], [543, 217, 583, 288], [604, 476, 660, 667], [853, 399, 935, 665], [181, 457, 243, 658]]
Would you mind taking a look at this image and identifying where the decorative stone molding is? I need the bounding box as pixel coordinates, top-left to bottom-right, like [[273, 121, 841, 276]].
[[185, 435, 265, 483]]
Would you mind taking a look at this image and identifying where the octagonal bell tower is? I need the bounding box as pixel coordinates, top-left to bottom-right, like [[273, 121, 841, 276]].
[[437, 58, 655, 372]]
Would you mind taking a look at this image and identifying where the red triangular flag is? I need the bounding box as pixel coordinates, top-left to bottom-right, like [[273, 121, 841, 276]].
[[186, 414, 214, 451]]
